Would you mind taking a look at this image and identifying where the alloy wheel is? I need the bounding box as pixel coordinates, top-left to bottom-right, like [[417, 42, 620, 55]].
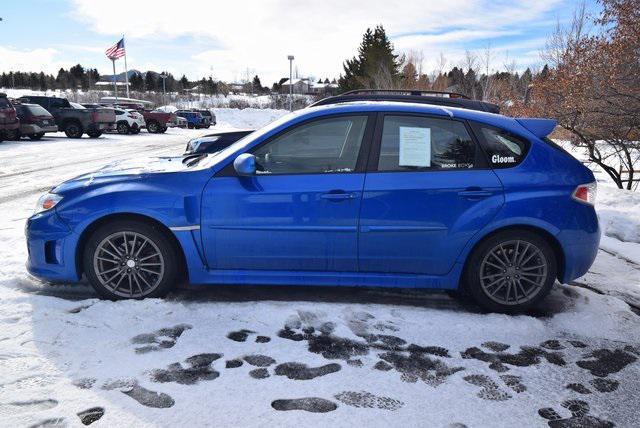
[[93, 231, 165, 298], [479, 240, 548, 306]]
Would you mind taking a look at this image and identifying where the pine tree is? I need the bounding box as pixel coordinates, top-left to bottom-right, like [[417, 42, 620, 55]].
[[338, 25, 402, 92], [179, 75, 189, 91], [252, 75, 263, 93]]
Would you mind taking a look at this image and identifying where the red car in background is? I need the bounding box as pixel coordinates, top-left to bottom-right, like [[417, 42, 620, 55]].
[[0, 93, 20, 142], [99, 98, 173, 133]]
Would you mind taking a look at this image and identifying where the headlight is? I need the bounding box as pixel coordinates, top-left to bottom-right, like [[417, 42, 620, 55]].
[[34, 193, 63, 214]]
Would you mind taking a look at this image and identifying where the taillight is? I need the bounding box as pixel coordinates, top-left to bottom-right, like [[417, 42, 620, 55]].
[[91, 111, 98, 121], [572, 182, 597, 206]]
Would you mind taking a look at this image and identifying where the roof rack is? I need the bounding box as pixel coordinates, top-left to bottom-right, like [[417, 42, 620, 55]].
[[340, 89, 470, 99], [310, 89, 500, 114]]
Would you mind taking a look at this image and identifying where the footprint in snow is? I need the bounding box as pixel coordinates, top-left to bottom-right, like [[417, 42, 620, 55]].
[[271, 397, 337, 413], [130, 323, 192, 354], [538, 399, 614, 427]]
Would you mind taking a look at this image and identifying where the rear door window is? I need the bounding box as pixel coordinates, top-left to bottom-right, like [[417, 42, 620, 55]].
[[474, 124, 529, 168], [376, 115, 478, 171]]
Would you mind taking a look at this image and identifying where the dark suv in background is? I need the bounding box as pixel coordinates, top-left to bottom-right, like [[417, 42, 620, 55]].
[[0, 93, 20, 142], [13, 103, 58, 140], [194, 109, 216, 126]]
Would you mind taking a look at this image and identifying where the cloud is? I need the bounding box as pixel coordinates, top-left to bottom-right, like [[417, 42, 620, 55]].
[[67, 0, 564, 83], [0, 47, 67, 74]]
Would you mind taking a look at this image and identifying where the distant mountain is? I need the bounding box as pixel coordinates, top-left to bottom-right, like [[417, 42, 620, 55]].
[[99, 69, 160, 82]]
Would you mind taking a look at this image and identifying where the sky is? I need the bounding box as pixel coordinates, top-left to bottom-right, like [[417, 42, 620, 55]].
[[0, 0, 600, 85]]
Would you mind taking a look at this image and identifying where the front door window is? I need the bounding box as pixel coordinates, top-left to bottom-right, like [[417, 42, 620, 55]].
[[252, 115, 368, 174]]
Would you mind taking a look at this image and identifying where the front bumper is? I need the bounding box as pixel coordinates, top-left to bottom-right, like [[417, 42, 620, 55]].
[[25, 209, 80, 282]]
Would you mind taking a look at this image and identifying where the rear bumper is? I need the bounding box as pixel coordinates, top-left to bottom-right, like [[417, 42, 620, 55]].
[[25, 209, 80, 282], [21, 124, 58, 134], [88, 123, 116, 132], [557, 204, 601, 283], [0, 121, 20, 131]]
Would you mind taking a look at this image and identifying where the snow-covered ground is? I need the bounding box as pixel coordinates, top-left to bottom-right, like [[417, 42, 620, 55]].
[[0, 111, 639, 427]]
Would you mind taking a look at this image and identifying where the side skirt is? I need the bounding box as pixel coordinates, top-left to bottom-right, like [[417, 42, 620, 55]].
[[188, 263, 464, 290]]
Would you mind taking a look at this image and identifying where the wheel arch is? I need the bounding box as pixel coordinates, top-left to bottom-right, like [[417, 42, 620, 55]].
[[75, 212, 189, 283], [62, 118, 82, 131], [459, 224, 565, 287]]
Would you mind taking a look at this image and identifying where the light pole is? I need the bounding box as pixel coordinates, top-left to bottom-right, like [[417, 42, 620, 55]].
[[287, 55, 294, 111], [160, 73, 168, 105]]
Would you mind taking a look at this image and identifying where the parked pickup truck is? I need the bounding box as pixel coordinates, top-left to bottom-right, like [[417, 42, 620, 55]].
[[17, 96, 115, 138], [0, 93, 20, 142]]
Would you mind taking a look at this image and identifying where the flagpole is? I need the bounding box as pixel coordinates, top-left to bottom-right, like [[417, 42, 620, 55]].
[[112, 58, 118, 102], [123, 35, 129, 98]]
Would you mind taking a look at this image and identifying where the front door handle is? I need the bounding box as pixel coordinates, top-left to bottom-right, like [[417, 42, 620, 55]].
[[320, 191, 357, 201]]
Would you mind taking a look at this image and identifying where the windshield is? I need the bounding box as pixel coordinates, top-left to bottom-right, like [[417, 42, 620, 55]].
[[198, 111, 299, 168]]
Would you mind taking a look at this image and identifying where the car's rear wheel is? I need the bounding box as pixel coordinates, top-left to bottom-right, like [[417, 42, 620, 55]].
[[87, 131, 103, 138], [147, 121, 159, 133], [6, 129, 19, 140], [28, 132, 44, 140], [83, 220, 178, 299], [463, 230, 556, 313], [117, 122, 130, 134]]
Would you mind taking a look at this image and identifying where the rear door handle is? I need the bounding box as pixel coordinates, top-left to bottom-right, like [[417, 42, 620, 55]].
[[458, 188, 493, 199], [321, 191, 357, 201]]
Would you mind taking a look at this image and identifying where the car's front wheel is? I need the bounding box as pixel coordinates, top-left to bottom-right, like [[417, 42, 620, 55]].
[[83, 220, 178, 299], [463, 230, 556, 313], [65, 122, 83, 138]]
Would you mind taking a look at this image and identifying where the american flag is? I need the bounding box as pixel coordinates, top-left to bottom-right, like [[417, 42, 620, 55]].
[[105, 38, 125, 60]]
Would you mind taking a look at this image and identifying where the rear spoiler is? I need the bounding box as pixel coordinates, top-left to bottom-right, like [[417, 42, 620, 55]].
[[516, 118, 557, 138]]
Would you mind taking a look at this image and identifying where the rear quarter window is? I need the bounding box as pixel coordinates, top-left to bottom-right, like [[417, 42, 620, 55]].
[[0, 97, 10, 108], [473, 123, 529, 168], [27, 105, 50, 116]]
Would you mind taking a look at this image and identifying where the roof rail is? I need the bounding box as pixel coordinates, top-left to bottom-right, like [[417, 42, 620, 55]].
[[310, 90, 500, 114], [340, 89, 470, 99]]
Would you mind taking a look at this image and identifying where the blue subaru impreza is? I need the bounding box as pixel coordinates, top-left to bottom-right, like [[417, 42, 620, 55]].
[[26, 100, 600, 312]]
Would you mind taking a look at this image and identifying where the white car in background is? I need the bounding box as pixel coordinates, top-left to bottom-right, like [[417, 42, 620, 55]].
[[114, 108, 146, 134]]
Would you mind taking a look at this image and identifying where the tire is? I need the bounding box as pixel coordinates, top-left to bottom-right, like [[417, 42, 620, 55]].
[[130, 126, 140, 134], [64, 121, 83, 138], [83, 219, 178, 300], [147, 121, 159, 133], [117, 121, 130, 135], [159, 126, 167, 134], [87, 131, 103, 138], [6, 129, 19, 140], [204, 125, 210, 129], [28, 132, 44, 140], [187, 123, 194, 129], [462, 230, 557, 313]]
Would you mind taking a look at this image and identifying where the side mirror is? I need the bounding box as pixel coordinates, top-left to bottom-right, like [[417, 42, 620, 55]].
[[234, 153, 256, 176]]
